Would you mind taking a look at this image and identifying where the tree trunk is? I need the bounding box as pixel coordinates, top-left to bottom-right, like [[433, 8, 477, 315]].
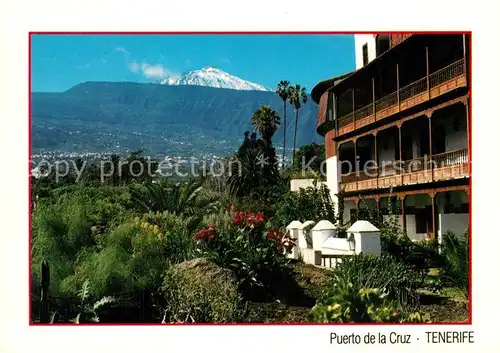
[[292, 109, 299, 168], [282, 100, 287, 169]]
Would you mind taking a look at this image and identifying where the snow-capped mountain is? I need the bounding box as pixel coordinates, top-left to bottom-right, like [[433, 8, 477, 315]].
[[157, 66, 270, 91]]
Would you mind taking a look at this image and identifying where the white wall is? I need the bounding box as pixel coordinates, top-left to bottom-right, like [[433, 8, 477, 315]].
[[354, 34, 377, 70], [343, 200, 356, 225], [326, 155, 340, 215], [405, 215, 427, 241], [290, 178, 317, 191], [438, 213, 469, 244]]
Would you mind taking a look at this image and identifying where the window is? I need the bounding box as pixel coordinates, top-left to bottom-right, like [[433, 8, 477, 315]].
[[375, 35, 390, 57], [362, 44, 369, 66]]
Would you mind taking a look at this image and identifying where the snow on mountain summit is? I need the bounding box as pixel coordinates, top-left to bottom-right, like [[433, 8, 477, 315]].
[[157, 66, 270, 91]]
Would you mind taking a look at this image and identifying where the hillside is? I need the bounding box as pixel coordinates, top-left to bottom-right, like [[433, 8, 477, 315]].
[[31, 82, 321, 158]]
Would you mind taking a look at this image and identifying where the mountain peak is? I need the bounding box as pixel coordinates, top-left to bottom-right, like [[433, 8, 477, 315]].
[[157, 67, 270, 91], [202, 66, 219, 71]]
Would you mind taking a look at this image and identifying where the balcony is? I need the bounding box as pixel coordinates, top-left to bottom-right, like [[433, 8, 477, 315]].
[[340, 148, 469, 193], [336, 58, 466, 137]]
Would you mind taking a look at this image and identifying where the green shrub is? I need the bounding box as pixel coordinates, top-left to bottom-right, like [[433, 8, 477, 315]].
[[271, 182, 336, 229], [193, 209, 292, 301], [441, 231, 469, 298], [311, 274, 430, 323], [162, 258, 242, 323], [329, 254, 422, 307], [381, 232, 443, 275]]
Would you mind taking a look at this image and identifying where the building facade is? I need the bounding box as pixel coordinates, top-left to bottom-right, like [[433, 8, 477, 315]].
[[311, 33, 470, 242]]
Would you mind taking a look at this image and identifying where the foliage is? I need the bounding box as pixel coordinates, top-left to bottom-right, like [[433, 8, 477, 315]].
[[71, 279, 116, 324], [251, 105, 281, 143], [192, 208, 290, 301], [162, 258, 242, 323], [292, 142, 325, 173], [288, 84, 308, 167], [329, 254, 422, 307], [130, 178, 218, 217], [440, 231, 469, 298], [310, 275, 430, 323], [272, 181, 336, 229], [227, 149, 279, 198], [275, 80, 291, 166]]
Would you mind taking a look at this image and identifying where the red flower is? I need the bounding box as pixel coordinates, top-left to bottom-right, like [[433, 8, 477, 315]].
[[232, 211, 244, 225], [193, 225, 217, 241], [232, 210, 265, 228], [266, 229, 296, 253]]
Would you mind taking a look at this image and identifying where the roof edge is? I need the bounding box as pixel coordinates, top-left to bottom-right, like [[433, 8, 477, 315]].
[[311, 71, 353, 104]]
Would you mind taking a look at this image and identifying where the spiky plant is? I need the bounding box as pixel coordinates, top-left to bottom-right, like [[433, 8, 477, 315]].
[[131, 178, 218, 216], [71, 279, 115, 324], [441, 231, 469, 298]]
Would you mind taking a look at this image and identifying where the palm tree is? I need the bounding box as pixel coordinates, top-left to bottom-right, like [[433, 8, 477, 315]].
[[276, 80, 290, 168], [250, 105, 280, 142], [288, 84, 308, 167], [130, 178, 218, 216]]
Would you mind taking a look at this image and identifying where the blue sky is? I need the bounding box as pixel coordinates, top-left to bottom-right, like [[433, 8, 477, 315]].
[[31, 34, 355, 92]]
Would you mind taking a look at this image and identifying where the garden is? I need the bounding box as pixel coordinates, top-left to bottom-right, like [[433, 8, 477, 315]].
[[30, 99, 469, 324]]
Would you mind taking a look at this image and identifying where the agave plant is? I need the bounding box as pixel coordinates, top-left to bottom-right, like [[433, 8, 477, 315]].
[[71, 279, 115, 324]]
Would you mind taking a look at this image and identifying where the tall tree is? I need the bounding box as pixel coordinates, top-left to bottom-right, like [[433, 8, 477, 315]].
[[250, 105, 280, 142], [275, 80, 290, 168], [288, 84, 308, 167], [251, 105, 280, 166], [251, 105, 280, 170]]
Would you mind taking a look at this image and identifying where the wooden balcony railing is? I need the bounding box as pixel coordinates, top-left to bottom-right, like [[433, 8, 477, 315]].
[[330, 58, 466, 136], [340, 148, 469, 192], [374, 91, 398, 112], [432, 148, 468, 167], [354, 104, 373, 121], [338, 112, 354, 128], [399, 76, 427, 102]]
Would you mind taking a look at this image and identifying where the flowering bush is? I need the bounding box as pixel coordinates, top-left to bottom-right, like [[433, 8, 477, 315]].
[[266, 230, 296, 253], [193, 224, 217, 241], [232, 210, 265, 229], [192, 209, 291, 300]]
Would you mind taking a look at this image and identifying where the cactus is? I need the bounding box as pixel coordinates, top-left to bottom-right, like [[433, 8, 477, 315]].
[[40, 260, 50, 323]]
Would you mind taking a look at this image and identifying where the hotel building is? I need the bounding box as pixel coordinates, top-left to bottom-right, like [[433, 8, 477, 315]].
[[311, 34, 470, 242]]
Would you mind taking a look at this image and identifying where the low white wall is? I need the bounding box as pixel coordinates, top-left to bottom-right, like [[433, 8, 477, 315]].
[[322, 237, 354, 255], [438, 213, 469, 244], [300, 248, 322, 266], [353, 231, 381, 255], [290, 179, 327, 192]]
